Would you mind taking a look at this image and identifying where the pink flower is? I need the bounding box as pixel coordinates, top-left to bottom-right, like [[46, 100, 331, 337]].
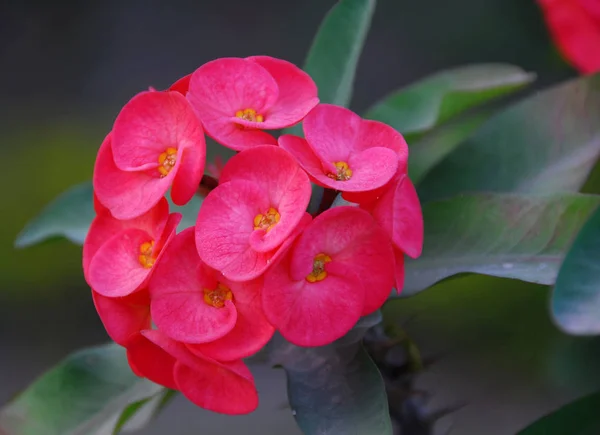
[[149, 228, 274, 361], [261, 206, 395, 347], [83, 197, 181, 298], [279, 104, 408, 195], [94, 90, 206, 220], [195, 146, 312, 281], [187, 56, 319, 151], [92, 289, 151, 346], [127, 330, 258, 414]]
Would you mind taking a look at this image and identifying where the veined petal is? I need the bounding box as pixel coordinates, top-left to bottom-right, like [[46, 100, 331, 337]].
[[92, 290, 151, 346]]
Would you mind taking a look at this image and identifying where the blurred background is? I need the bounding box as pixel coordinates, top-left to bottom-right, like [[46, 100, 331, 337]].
[[1, 0, 593, 434]]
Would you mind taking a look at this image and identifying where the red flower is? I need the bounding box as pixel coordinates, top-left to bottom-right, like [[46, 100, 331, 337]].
[[94, 91, 206, 220], [187, 56, 319, 151], [195, 146, 312, 281], [127, 330, 259, 415], [149, 228, 274, 361], [279, 104, 408, 196], [83, 197, 180, 298], [92, 289, 151, 346], [261, 206, 395, 347], [538, 0, 600, 73]]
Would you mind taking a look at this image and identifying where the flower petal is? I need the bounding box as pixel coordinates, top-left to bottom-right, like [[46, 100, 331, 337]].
[[246, 56, 319, 128], [92, 290, 151, 346], [88, 228, 153, 297], [393, 247, 405, 294], [150, 229, 237, 343], [263, 256, 364, 347], [187, 277, 274, 361], [93, 133, 173, 220], [171, 143, 206, 206], [112, 91, 205, 172], [126, 332, 178, 390]]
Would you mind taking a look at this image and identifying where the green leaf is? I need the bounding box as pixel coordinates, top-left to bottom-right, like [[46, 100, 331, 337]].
[[0, 344, 165, 435], [285, 0, 375, 137], [305, 0, 375, 107], [516, 392, 600, 434], [15, 182, 94, 248], [15, 181, 204, 248], [417, 73, 600, 203], [113, 389, 176, 434], [552, 204, 600, 335], [403, 193, 600, 296], [270, 312, 392, 435], [364, 63, 535, 137], [408, 111, 490, 184]]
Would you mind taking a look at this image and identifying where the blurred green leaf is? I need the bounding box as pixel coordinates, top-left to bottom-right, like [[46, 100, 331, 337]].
[[113, 389, 176, 434], [15, 180, 203, 248], [15, 182, 94, 248], [270, 312, 392, 435], [285, 0, 376, 136], [408, 111, 489, 184], [418, 73, 600, 203], [0, 344, 165, 435], [365, 63, 534, 138], [516, 392, 600, 434], [552, 204, 600, 335], [403, 193, 600, 296]]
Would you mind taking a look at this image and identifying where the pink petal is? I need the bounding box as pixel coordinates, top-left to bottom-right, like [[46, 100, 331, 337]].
[[93, 133, 174, 220], [169, 73, 191, 95], [141, 329, 258, 414], [150, 229, 237, 343], [170, 143, 206, 206], [187, 277, 274, 361], [246, 56, 319, 128], [263, 256, 364, 347], [357, 118, 409, 158], [369, 176, 424, 259], [92, 290, 151, 346], [83, 197, 170, 276], [112, 91, 204, 172], [195, 113, 277, 151], [290, 207, 395, 315], [303, 104, 363, 161], [196, 179, 268, 275], [88, 228, 154, 297], [278, 134, 329, 183], [220, 146, 312, 252], [126, 332, 178, 390]]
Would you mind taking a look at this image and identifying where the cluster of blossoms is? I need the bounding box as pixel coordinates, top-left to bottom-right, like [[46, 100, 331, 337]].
[[83, 56, 423, 414], [537, 0, 600, 74]]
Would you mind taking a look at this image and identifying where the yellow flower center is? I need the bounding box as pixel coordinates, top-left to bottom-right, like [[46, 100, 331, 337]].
[[158, 147, 177, 177], [235, 108, 264, 123], [203, 283, 233, 308], [138, 241, 155, 269], [306, 253, 332, 283], [327, 161, 353, 181], [253, 207, 281, 232]]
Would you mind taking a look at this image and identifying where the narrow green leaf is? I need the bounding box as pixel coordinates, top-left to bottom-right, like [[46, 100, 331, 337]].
[[305, 0, 375, 107], [418, 73, 600, 203], [552, 204, 600, 335], [285, 0, 376, 137], [365, 63, 534, 137], [270, 312, 392, 435], [516, 392, 600, 435], [113, 389, 176, 434], [15, 182, 94, 248], [0, 344, 164, 435], [403, 193, 600, 296]]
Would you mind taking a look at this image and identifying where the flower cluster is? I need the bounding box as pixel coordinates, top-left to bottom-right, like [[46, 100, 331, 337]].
[[537, 0, 600, 74], [84, 56, 423, 415]]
